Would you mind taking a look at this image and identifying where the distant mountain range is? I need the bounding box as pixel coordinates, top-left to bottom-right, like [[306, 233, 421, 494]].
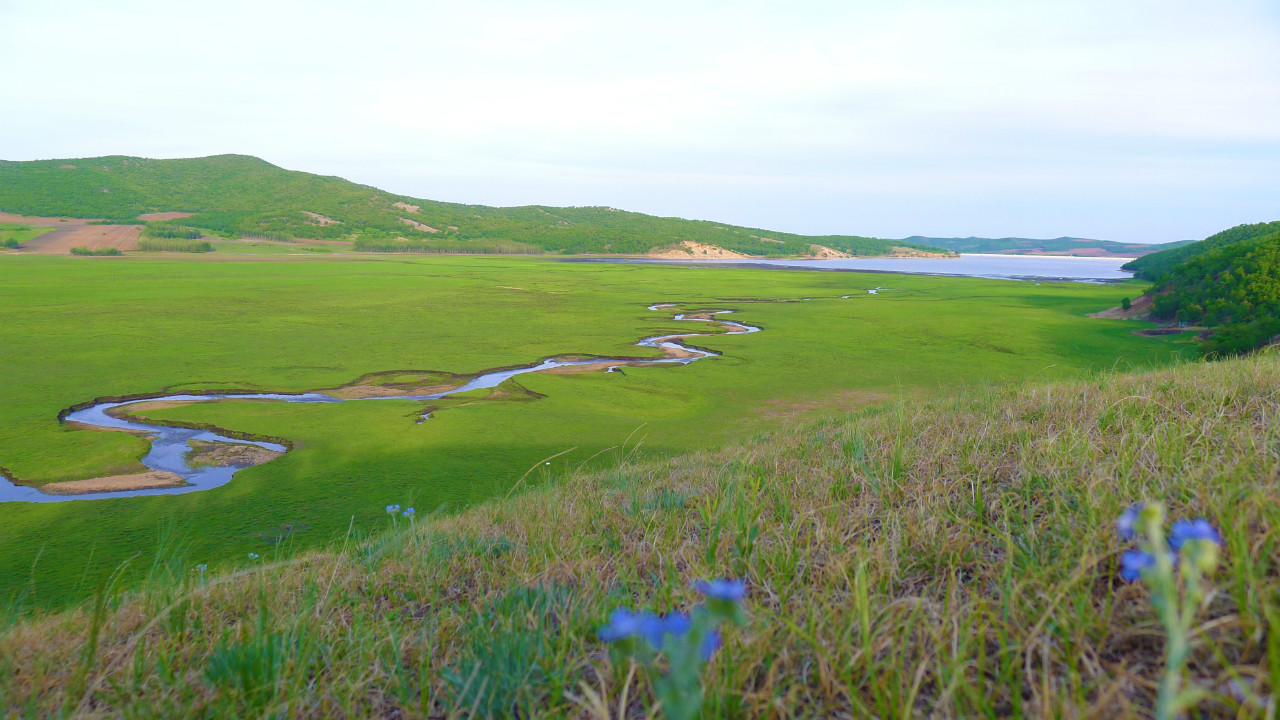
[[895, 236, 1192, 258]]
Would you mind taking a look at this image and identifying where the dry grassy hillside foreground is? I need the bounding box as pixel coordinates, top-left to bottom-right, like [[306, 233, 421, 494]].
[[3, 353, 1278, 718]]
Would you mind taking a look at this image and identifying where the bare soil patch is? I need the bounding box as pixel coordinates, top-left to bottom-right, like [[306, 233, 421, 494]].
[[643, 336, 704, 359], [1037, 248, 1129, 258], [113, 399, 198, 415], [137, 212, 194, 222], [186, 441, 283, 470], [393, 201, 421, 213], [887, 246, 953, 258], [326, 370, 467, 399], [39, 471, 188, 495], [20, 224, 141, 254], [541, 361, 630, 375], [399, 217, 440, 233], [648, 241, 749, 259], [302, 211, 341, 226], [1090, 293, 1153, 320], [808, 244, 853, 259]]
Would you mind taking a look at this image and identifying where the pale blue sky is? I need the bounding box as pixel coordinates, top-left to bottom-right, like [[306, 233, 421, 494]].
[[2, 0, 1277, 242]]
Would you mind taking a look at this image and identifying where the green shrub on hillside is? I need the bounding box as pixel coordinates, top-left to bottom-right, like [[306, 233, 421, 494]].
[[137, 237, 214, 253], [142, 222, 203, 239], [69, 246, 122, 256], [353, 237, 542, 254]]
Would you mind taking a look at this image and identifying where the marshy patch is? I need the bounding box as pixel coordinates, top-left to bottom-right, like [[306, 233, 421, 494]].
[[185, 440, 284, 470]]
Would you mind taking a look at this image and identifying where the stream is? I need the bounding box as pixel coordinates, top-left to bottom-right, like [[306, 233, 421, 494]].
[[0, 304, 759, 503]]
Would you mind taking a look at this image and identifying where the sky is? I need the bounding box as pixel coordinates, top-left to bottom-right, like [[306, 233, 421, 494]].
[[1, 0, 1277, 243]]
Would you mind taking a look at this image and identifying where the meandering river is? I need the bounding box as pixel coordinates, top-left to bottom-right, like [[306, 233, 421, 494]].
[[0, 305, 759, 503]]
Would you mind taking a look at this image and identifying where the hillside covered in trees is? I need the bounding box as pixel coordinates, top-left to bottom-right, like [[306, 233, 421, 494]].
[[0, 155, 943, 257], [1122, 221, 1280, 280], [1146, 227, 1280, 355]]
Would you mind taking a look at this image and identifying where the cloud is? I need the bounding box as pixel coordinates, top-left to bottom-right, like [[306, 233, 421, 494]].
[[0, 0, 1276, 241]]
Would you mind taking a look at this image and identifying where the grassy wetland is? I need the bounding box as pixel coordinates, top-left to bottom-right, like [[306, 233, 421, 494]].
[[0, 254, 1187, 611], [0, 346, 1271, 718]]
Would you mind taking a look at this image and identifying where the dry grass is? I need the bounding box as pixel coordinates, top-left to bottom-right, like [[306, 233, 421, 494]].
[[2, 352, 1278, 718]]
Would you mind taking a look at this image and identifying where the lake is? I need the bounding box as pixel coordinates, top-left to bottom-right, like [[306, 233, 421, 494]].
[[580, 254, 1137, 282]]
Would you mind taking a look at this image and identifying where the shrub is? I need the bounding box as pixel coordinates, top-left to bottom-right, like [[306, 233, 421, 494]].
[[69, 246, 122, 256], [137, 237, 214, 253], [141, 222, 203, 239]]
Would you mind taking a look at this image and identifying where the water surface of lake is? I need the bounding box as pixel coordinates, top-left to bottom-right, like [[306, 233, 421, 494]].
[[584, 254, 1136, 282]]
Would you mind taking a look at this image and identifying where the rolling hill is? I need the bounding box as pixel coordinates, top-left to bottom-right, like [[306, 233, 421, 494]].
[[898, 235, 1191, 257], [1121, 221, 1280, 280], [1146, 228, 1280, 354], [0, 154, 945, 258]]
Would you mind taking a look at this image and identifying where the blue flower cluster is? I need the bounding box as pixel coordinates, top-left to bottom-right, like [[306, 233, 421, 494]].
[[597, 579, 748, 720], [598, 608, 721, 660], [385, 504, 401, 515], [1116, 503, 1222, 582], [598, 579, 746, 658]]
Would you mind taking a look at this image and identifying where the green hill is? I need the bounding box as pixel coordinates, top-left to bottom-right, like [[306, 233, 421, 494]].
[[1122, 221, 1280, 280], [1147, 229, 1280, 354], [2, 352, 1274, 717], [899, 235, 1190, 257], [0, 155, 944, 257]]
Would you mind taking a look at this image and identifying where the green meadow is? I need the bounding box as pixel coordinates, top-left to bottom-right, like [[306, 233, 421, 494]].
[[0, 223, 52, 248], [0, 255, 1187, 607]]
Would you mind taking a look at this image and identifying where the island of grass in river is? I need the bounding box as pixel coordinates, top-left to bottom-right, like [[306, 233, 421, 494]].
[[0, 254, 1190, 607]]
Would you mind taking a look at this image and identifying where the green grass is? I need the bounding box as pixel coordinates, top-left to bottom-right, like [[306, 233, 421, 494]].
[[0, 255, 1187, 609], [1, 351, 1273, 717], [0, 223, 53, 248], [0, 154, 946, 256]]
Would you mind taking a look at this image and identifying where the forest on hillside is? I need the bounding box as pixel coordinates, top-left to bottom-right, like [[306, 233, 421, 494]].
[[1148, 230, 1280, 355], [1123, 221, 1280, 280]]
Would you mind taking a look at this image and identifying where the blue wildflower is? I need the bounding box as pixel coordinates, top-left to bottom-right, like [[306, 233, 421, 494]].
[[248, 552, 259, 560], [661, 612, 692, 641], [598, 608, 658, 643], [403, 507, 416, 518], [598, 608, 694, 649], [1119, 550, 1154, 582], [194, 563, 207, 573], [701, 628, 722, 661], [1116, 503, 1143, 541], [694, 579, 747, 602], [1169, 518, 1221, 551], [386, 504, 401, 514]]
